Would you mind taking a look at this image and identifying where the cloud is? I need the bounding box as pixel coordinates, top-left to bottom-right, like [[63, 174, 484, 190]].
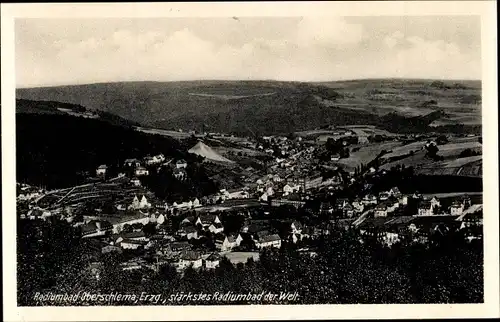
[[15, 18, 481, 87], [296, 17, 364, 47], [384, 31, 405, 48]]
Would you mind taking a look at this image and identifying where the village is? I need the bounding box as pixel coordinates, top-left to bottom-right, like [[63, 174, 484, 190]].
[[16, 125, 484, 282]]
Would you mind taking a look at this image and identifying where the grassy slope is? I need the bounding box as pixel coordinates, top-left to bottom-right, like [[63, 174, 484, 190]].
[[16, 79, 481, 136]]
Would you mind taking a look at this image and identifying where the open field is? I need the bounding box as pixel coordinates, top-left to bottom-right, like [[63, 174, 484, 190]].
[[37, 181, 149, 209], [414, 158, 482, 177], [335, 141, 401, 170], [17, 79, 481, 136]]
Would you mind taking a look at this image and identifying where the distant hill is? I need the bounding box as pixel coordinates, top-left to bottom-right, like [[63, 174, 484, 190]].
[[17, 79, 481, 136], [16, 100, 188, 189], [16, 99, 140, 128]]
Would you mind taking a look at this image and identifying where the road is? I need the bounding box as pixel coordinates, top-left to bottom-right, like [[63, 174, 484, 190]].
[[352, 209, 374, 227]]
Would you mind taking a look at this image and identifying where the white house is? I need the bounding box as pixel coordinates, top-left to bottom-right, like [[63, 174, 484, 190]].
[[450, 201, 465, 216], [283, 183, 300, 196], [96, 165, 107, 177], [417, 201, 434, 216], [176, 159, 188, 169], [178, 251, 203, 269], [255, 234, 281, 249], [173, 168, 187, 180], [144, 156, 156, 166], [260, 192, 269, 202], [178, 225, 198, 240], [111, 214, 152, 234], [192, 198, 201, 208], [429, 197, 441, 209], [124, 159, 141, 167], [208, 222, 224, 234], [389, 187, 402, 198], [205, 253, 222, 269], [215, 235, 239, 252], [135, 167, 149, 176], [196, 214, 221, 228], [352, 199, 365, 212], [362, 194, 378, 205], [139, 195, 151, 209], [374, 205, 388, 217], [398, 195, 408, 206], [120, 239, 148, 250]]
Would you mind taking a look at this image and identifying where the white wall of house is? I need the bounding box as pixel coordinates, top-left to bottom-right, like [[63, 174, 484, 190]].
[[206, 260, 220, 269]]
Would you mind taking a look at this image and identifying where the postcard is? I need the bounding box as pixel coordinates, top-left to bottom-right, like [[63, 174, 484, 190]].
[[2, 1, 498, 321]]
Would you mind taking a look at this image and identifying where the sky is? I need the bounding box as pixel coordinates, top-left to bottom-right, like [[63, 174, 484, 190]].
[[15, 16, 482, 87]]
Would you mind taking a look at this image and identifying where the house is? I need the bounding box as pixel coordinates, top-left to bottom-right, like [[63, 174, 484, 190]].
[[124, 158, 141, 167], [381, 226, 406, 247], [283, 184, 295, 195], [254, 233, 281, 249], [120, 261, 144, 271], [181, 216, 196, 226], [215, 235, 238, 252], [177, 225, 198, 240], [417, 201, 434, 216], [192, 198, 201, 208], [153, 154, 166, 163], [208, 222, 224, 234], [100, 212, 152, 234], [120, 239, 148, 250], [176, 159, 187, 169], [450, 201, 465, 216], [374, 204, 388, 218], [398, 195, 408, 206], [120, 231, 147, 241], [429, 197, 441, 209], [378, 192, 390, 201], [319, 202, 334, 215], [139, 195, 151, 209], [81, 220, 113, 238], [196, 214, 221, 228], [330, 154, 340, 161], [462, 195, 472, 208], [386, 197, 400, 212], [352, 198, 364, 212], [205, 253, 222, 269], [343, 204, 355, 218], [362, 194, 377, 205], [135, 166, 149, 176], [388, 187, 402, 198], [335, 198, 350, 210], [290, 221, 303, 234], [459, 211, 483, 230], [259, 192, 269, 202], [96, 165, 107, 176], [164, 241, 191, 256], [173, 168, 187, 180], [130, 177, 141, 186], [144, 156, 156, 166], [178, 251, 202, 269]]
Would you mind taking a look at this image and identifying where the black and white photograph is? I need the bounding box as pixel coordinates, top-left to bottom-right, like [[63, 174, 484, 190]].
[[2, 1, 499, 321]]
